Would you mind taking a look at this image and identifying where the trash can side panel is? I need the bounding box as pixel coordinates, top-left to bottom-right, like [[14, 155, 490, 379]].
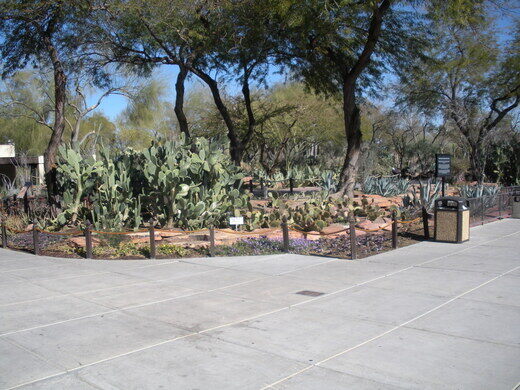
[[513, 196, 520, 219], [461, 209, 470, 241], [436, 211, 458, 242]]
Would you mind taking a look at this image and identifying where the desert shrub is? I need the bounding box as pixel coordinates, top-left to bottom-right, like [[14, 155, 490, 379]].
[[157, 244, 187, 257]]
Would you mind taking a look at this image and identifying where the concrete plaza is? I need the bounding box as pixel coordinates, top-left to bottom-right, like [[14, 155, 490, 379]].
[[0, 219, 519, 389]]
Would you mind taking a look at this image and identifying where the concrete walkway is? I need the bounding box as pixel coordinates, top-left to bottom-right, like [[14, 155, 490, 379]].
[[0, 219, 519, 389]]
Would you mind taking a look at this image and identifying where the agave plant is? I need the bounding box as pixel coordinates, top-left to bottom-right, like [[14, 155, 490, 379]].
[[363, 176, 410, 197], [458, 184, 500, 199], [320, 170, 337, 193], [459, 184, 501, 209], [402, 178, 441, 212]]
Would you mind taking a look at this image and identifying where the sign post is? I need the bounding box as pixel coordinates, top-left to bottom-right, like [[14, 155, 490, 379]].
[[229, 216, 244, 231], [435, 154, 451, 197]]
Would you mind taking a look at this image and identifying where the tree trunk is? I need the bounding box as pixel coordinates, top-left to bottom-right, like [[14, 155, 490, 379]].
[[469, 142, 485, 183], [190, 67, 242, 165], [42, 35, 67, 211], [70, 119, 81, 150], [174, 66, 190, 138], [338, 82, 363, 198]]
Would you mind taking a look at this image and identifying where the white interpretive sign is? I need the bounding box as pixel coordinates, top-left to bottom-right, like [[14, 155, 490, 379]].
[[229, 217, 244, 227]]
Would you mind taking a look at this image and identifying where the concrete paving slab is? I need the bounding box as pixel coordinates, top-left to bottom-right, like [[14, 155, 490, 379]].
[[479, 238, 520, 249], [0, 272, 24, 286], [168, 267, 267, 291], [0, 295, 109, 335], [6, 311, 189, 370], [461, 274, 520, 307], [208, 307, 391, 363], [113, 260, 218, 281], [0, 249, 53, 262], [75, 335, 307, 390], [123, 291, 283, 332], [270, 366, 404, 389], [76, 279, 197, 309], [320, 327, 520, 390], [0, 258, 60, 272], [0, 281, 63, 307], [31, 272, 147, 295], [14, 374, 98, 389], [217, 274, 346, 305], [7, 263, 107, 282], [367, 267, 494, 298], [282, 260, 402, 284], [182, 254, 286, 268], [298, 286, 446, 325], [226, 254, 334, 275], [59, 258, 179, 270], [0, 339, 62, 389], [420, 250, 520, 274], [407, 298, 520, 346]]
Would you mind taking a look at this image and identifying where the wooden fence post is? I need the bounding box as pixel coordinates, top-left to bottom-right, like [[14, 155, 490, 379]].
[[481, 197, 485, 225], [85, 221, 93, 259], [23, 192, 30, 216], [1, 219, 7, 248], [421, 207, 430, 240], [149, 219, 156, 259], [391, 211, 398, 249], [209, 227, 216, 257], [32, 223, 40, 256], [281, 216, 290, 252], [289, 178, 294, 195], [349, 212, 357, 260]]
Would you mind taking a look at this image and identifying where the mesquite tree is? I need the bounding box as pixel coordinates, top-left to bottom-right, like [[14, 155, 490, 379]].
[[276, 0, 494, 196], [0, 1, 98, 206], [397, 21, 520, 182], [276, 0, 428, 196]]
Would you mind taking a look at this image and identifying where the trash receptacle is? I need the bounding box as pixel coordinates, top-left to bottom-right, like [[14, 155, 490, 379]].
[[513, 194, 520, 219], [434, 197, 470, 243]]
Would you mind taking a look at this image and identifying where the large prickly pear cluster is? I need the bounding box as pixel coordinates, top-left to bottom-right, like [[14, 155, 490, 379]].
[[55, 145, 142, 230], [54, 136, 249, 230], [141, 136, 248, 229]]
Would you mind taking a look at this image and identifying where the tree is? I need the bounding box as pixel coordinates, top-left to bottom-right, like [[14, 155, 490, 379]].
[[276, 0, 429, 196], [87, 0, 204, 139], [397, 19, 520, 182], [77, 113, 117, 156], [252, 83, 344, 175], [0, 0, 92, 204], [275, 0, 495, 196], [116, 79, 178, 150], [65, 76, 129, 150], [90, 0, 285, 164]]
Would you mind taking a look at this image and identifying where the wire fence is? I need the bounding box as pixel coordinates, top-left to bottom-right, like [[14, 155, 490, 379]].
[[466, 188, 518, 227]]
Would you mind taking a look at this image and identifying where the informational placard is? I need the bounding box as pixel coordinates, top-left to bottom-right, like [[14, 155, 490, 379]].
[[229, 217, 244, 226], [435, 154, 451, 177]]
